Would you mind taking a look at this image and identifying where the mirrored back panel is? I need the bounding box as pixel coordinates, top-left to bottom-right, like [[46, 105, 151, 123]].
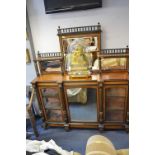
[[66, 88, 98, 122], [61, 36, 99, 54]]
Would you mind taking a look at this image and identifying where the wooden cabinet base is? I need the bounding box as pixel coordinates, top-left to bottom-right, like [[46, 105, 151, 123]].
[[43, 122, 129, 133], [64, 123, 70, 131], [32, 73, 129, 132]]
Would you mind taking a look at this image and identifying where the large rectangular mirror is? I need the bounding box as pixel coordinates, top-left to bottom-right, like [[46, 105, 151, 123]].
[[57, 23, 102, 73], [66, 88, 98, 122], [62, 36, 99, 54]]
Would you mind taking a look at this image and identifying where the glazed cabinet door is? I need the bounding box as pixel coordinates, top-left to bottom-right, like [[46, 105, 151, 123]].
[[63, 81, 99, 128], [38, 86, 64, 124], [103, 84, 128, 123]]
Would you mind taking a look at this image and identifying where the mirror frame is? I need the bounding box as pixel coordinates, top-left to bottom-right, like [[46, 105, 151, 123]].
[[57, 23, 102, 72]]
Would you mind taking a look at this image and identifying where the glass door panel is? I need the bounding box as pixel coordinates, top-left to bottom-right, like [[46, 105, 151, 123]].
[[40, 88, 63, 122], [46, 109, 63, 122], [105, 87, 126, 122], [41, 88, 61, 109], [106, 110, 124, 122]]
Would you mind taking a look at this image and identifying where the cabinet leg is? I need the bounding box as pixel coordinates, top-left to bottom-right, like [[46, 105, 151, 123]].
[[30, 118, 39, 137], [124, 124, 129, 133], [98, 124, 104, 132], [64, 124, 69, 131], [42, 122, 48, 129], [27, 109, 39, 137]]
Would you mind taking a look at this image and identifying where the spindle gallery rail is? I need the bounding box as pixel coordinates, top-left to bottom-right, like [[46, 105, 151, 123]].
[[37, 52, 62, 58], [57, 23, 101, 35], [100, 46, 129, 58]]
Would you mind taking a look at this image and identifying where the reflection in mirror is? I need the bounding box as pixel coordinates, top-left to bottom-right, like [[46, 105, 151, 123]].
[[40, 61, 61, 72], [92, 58, 127, 71], [101, 58, 127, 70], [62, 37, 98, 53], [67, 88, 97, 122]]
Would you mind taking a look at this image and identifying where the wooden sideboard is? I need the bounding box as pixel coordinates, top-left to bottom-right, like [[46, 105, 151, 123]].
[[31, 72, 129, 131], [30, 24, 129, 131]]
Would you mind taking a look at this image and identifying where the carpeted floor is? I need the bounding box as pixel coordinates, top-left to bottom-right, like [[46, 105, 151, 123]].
[[27, 118, 129, 155]]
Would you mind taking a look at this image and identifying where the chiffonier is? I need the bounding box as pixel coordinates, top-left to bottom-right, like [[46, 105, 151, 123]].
[[30, 23, 129, 131]]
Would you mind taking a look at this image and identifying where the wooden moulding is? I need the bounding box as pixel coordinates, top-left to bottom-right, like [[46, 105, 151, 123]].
[[103, 124, 125, 130], [69, 123, 98, 129], [46, 123, 126, 130]]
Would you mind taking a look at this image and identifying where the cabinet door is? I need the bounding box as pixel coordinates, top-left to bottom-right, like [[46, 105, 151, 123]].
[[39, 87, 64, 122], [104, 85, 128, 123], [65, 87, 98, 122]]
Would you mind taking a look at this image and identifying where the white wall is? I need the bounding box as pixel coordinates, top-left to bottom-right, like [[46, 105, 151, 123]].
[[26, 39, 36, 85], [27, 0, 129, 53]]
